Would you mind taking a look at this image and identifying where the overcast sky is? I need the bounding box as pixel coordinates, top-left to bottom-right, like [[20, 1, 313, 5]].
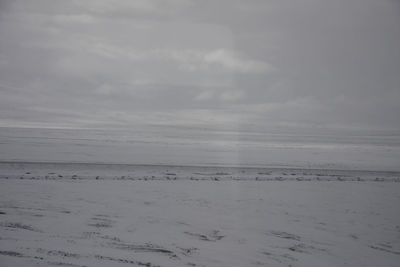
[[0, 0, 399, 134]]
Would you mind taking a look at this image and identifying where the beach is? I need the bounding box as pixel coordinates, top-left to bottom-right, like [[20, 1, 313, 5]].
[[1, 162, 399, 267], [2, 0, 400, 266]]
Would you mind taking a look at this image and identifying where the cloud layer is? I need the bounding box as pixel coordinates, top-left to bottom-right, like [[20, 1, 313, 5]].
[[0, 0, 399, 134]]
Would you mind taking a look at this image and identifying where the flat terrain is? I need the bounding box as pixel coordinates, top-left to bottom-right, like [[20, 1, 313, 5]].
[[1, 163, 400, 267]]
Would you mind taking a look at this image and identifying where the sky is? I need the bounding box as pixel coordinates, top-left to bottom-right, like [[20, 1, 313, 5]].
[[0, 0, 399, 135]]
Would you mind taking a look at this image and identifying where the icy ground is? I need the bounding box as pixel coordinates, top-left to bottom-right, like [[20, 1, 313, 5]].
[[1, 163, 400, 267]]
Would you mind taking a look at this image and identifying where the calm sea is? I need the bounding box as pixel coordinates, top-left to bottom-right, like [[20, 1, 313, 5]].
[[0, 126, 399, 171]]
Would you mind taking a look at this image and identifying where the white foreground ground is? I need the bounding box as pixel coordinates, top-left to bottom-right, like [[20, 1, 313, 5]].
[[1, 165, 400, 267]]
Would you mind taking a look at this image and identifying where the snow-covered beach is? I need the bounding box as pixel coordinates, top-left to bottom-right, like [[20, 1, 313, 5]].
[[1, 128, 400, 267], [1, 162, 400, 267], [2, 0, 400, 265]]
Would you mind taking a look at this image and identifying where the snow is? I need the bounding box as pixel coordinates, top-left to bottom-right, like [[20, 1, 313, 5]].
[[1, 163, 400, 267]]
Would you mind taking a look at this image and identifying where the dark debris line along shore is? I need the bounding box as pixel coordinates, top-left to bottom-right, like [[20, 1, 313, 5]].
[[0, 174, 399, 182]]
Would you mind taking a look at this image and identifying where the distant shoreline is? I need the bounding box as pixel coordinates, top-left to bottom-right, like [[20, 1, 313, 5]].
[[1, 160, 399, 174]]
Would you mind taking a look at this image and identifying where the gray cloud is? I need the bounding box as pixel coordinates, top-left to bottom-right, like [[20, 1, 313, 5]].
[[0, 0, 399, 133]]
